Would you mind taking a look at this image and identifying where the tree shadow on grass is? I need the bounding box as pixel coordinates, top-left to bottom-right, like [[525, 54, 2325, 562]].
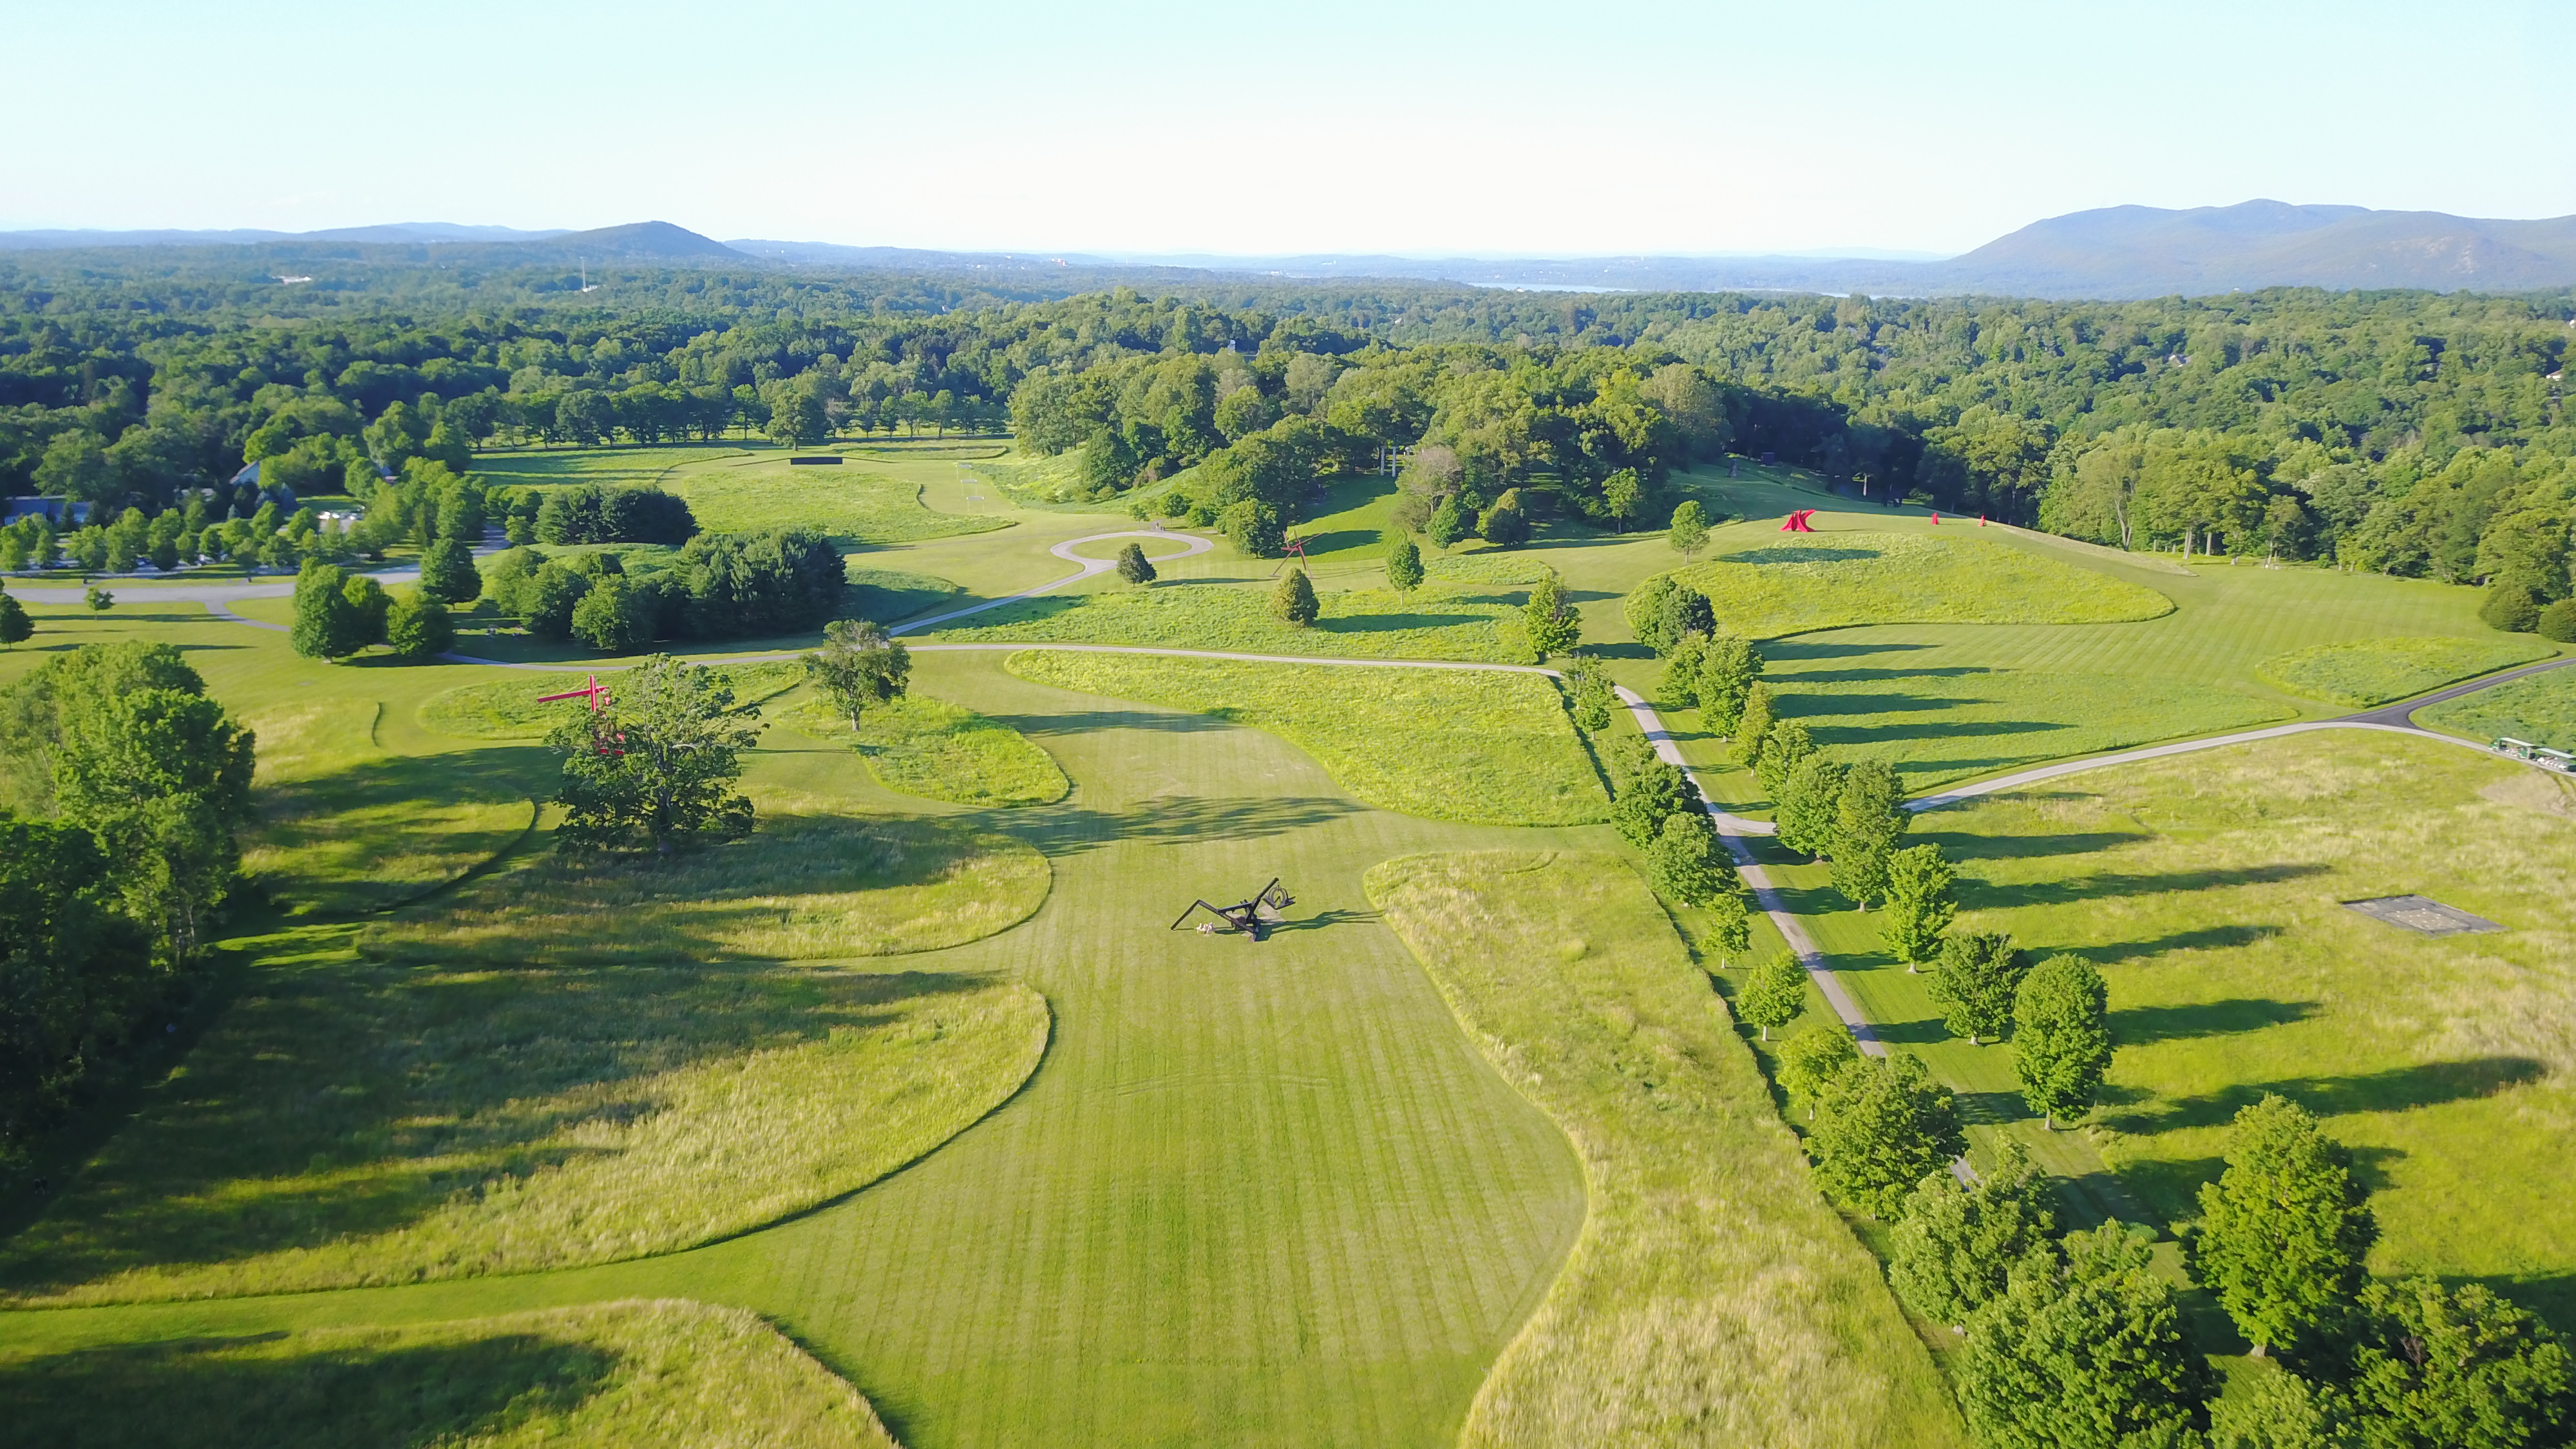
[[0, 1332, 617, 1448], [983, 707, 1231, 737], [2107, 998, 2319, 1045], [0, 944, 1003, 1295], [1003, 795, 1359, 855], [1781, 692, 1993, 721], [1910, 827, 2148, 862], [247, 745, 556, 913], [2076, 925, 2286, 963], [2101, 1058, 2548, 1135], [1775, 665, 1996, 684], [1965, 862, 2330, 908], [1763, 639, 1940, 663], [1723, 545, 1884, 565], [1316, 610, 1493, 634]]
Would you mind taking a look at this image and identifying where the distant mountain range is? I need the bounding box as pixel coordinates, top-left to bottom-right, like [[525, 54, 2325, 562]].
[[8, 203, 2575, 299]]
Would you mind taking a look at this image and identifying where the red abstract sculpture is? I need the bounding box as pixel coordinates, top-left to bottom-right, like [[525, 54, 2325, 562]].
[[1779, 509, 1817, 533]]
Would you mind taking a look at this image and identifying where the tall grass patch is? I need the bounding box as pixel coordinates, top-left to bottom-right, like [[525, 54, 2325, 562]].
[[366, 810, 1050, 963], [2421, 665, 2576, 749], [786, 694, 1067, 806], [238, 698, 540, 913], [2258, 634, 2555, 707], [1367, 851, 1964, 1449], [936, 580, 1535, 661], [1658, 531, 2172, 638], [1005, 651, 1606, 826], [419, 663, 802, 741], [0, 915, 1049, 1303], [0, 1298, 899, 1447]]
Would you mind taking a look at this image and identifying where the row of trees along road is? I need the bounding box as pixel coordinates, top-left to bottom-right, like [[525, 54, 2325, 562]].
[[0, 643, 255, 1184]]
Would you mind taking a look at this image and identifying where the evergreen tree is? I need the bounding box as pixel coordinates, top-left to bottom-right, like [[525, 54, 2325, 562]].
[[1738, 951, 1808, 1041], [1425, 496, 1472, 550], [1384, 537, 1424, 592], [2192, 1095, 2378, 1358], [1734, 681, 1776, 774], [551, 656, 763, 856], [1524, 574, 1580, 658], [2345, 1278, 2574, 1449], [1958, 1223, 2216, 1449], [1755, 718, 1814, 804], [1812, 1052, 1964, 1217], [1880, 843, 1958, 972], [384, 596, 453, 661], [417, 535, 481, 603], [1775, 754, 1848, 860], [2014, 954, 2114, 1129], [1926, 930, 2026, 1045], [1115, 540, 1157, 584], [1647, 810, 1726, 906], [1777, 1022, 1859, 1118], [1674, 589, 1716, 641], [1830, 759, 1908, 908], [801, 620, 910, 730], [1668, 498, 1710, 560], [1271, 567, 1320, 626], [1889, 1137, 2058, 1329]]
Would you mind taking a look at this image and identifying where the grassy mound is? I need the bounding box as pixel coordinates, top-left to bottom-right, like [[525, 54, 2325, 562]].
[[0, 1298, 898, 1447], [788, 694, 1067, 806], [1797, 730, 2576, 1330], [934, 580, 1535, 663], [419, 662, 802, 741], [1007, 652, 1606, 826], [238, 698, 539, 913], [2257, 634, 2554, 707], [664, 456, 1009, 544], [1770, 668, 2295, 792], [1368, 851, 1964, 1449], [846, 565, 962, 626], [366, 811, 1049, 963], [1655, 531, 2173, 638], [0, 914, 1049, 1303], [2421, 665, 2576, 749]]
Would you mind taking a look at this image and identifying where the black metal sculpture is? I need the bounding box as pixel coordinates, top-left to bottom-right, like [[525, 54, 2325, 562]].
[[1170, 878, 1296, 940]]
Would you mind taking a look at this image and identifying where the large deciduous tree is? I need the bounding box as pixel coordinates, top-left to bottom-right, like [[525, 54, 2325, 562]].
[[2190, 1095, 2377, 1359], [1889, 1137, 2058, 1330], [1879, 843, 1957, 972], [1926, 930, 2026, 1045], [1737, 951, 1808, 1041], [551, 656, 762, 856], [1523, 574, 1579, 659], [2014, 954, 2114, 1130], [1958, 1223, 2216, 1449], [1830, 759, 1907, 905], [1811, 1051, 1963, 1218], [2345, 1278, 2574, 1449], [802, 620, 910, 730]]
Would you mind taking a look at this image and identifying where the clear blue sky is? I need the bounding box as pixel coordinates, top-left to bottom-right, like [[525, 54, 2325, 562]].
[[5, 0, 2566, 256]]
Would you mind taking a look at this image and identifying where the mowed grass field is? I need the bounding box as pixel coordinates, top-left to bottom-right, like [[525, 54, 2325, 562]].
[[929, 576, 1538, 662], [475, 442, 1012, 545], [1653, 530, 2175, 638], [1756, 730, 2576, 1332], [1370, 851, 1963, 1449], [784, 693, 1070, 806], [1005, 651, 1609, 827]]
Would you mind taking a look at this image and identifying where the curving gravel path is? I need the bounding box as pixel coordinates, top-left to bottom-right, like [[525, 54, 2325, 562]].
[[887, 528, 1214, 636]]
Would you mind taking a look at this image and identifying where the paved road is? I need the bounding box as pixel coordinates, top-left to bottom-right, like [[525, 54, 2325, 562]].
[[161, 538, 2576, 1057]]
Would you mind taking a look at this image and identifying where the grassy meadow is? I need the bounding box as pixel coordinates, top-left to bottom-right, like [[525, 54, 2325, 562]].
[[419, 663, 804, 740], [785, 694, 1069, 806], [2257, 634, 2556, 706], [1369, 851, 1964, 1449], [1005, 650, 1608, 826], [2421, 666, 2576, 748], [0, 1298, 898, 1448], [930, 576, 1537, 662], [477, 443, 1012, 546], [1656, 530, 2174, 638]]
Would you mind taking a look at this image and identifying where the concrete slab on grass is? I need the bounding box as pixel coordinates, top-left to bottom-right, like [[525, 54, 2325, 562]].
[[2342, 894, 2503, 936]]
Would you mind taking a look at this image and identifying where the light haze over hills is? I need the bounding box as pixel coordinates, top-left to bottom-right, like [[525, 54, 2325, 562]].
[[8, 203, 2575, 300]]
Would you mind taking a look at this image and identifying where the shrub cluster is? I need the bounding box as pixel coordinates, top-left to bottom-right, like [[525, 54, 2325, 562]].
[[525, 484, 699, 546], [482, 527, 844, 653]]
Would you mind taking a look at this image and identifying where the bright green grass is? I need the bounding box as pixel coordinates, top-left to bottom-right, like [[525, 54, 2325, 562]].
[[236, 696, 539, 914], [1368, 851, 1964, 1449], [2257, 634, 2556, 707], [1656, 530, 2174, 639], [661, 455, 1012, 544], [417, 662, 802, 741], [931, 580, 1536, 662], [784, 694, 1067, 806], [363, 805, 1050, 965], [0, 1297, 898, 1448], [1768, 730, 2576, 1332], [0, 902, 1048, 1305], [1005, 651, 1606, 827], [1756, 663, 2295, 794], [2421, 667, 2576, 750], [471, 446, 752, 489], [846, 565, 963, 626]]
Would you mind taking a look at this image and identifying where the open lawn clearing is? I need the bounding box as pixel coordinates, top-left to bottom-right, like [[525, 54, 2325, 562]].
[[931, 578, 1535, 661], [2257, 634, 2554, 706], [469, 446, 753, 489], [846, 565, 964, 625], [2421, 667, 2576, 750], [1755, 664, 2295, 794], [420, 662, 803, 741], [365, 809, 1050, 964], [0, 1297, 896, 1448], [0, 911, 1048, 1304], [1656, 529, 2174, 638], [0, 650, 1597, 1446], [784, 693, 1067, 806], [659, 453, 1010, 544], [1368, 851, 1964, 1449], [1005, 650, 1606, 826], [1776, 730, 2576, 1331], [238, 697, 540, 914]]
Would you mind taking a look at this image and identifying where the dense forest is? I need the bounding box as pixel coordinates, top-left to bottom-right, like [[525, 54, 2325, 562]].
[[3, 248, 2571, 609]]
